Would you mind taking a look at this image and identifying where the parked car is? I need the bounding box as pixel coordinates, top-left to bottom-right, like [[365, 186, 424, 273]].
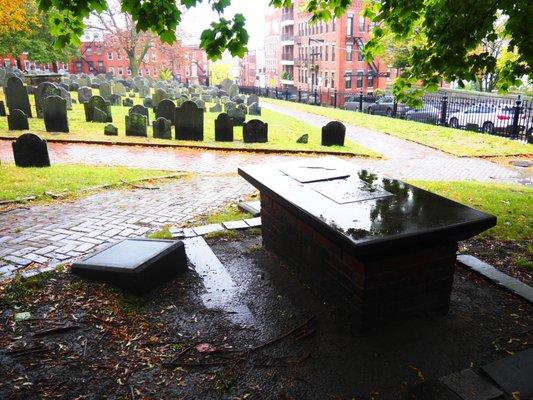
[[405, 104, 441, 124], [366, 96, 410, 117], [343, 95, 378, 112], [447, 104, 526, 134]]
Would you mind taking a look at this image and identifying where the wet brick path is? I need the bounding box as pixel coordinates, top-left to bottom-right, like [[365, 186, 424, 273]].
[[1, 106, 531, 280], [0, 175, 254, 279]]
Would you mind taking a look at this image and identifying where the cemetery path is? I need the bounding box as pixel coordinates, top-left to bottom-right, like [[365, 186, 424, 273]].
[[0, 174, 254, 280], [262, 102, 532, 185]]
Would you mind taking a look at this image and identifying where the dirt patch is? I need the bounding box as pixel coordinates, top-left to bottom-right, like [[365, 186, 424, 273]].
[[1, 232, 531, 400]]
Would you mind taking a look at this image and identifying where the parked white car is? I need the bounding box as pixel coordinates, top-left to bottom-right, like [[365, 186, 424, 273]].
[[447, 104, 523, 134]]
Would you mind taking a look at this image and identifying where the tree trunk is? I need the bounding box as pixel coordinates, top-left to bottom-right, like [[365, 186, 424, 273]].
[[130, 59, 139, 77]]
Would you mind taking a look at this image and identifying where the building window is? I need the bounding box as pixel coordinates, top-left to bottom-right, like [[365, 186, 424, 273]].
[[324, 71, 329, 87], [75, 61, 82, 73], [345, 72, 352, 89], [368, 74, 374, 87], [117, 52, 122, 60], [346, 45, 353, 61], [331, 72, 335, 88], [332, 18, 336, 32], [332, 45, 336, 61], [98, 61, 104, 73], [107, 51, 113, 60], [138, 69, 142, 76], [357, 71, 363, 88], [347, 13, 354, 36], [108, 67, 114, 75], [127, 67, 132, 75], [87, 61, 94, 71], [325, 46, 328, 61], [359, 16, 365, 32], [358, 48, 364, 61], [145, 68, 150, 75], [118, 67, 123, 75], [153, 67, 158, 75]]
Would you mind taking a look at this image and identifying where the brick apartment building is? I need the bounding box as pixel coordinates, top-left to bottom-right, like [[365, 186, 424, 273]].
[[2, 29, 209, 84], [247, 1, 393, 102], [238, 51, 257, 87], [68, 30, 208, 84]]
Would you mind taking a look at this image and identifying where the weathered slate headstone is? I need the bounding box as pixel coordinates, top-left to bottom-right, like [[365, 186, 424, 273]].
[[99, 82, 112, 100], [12, 133, 50, 167], [77, 86, 93, 104], [243, 119, 268, 143], [214, 113, 234, 142], [125, 113, 147, 137], [130, 105, 149, 125], [122, 98, 134, 107], [143, 97, 154, 108], [296, 134, 309, 144], [113, 82, 126, 96], [224, 101, 236, 113], [249, 102, 261, 116], [153, 117, 172, 139], [59, 87, 73, 110], [209, 103, 222, 113], [84, 95, 112, 122], [7, 109, 29, 130], [0, 100, 6, 116], [35, 82, 61, 118], [193, 98, 205, 111], [321, 121, 345, 146], [69, 82, 79, 92], [152, 88, 169, 108], [93, 108, 108, 123], [5, 77, 32, 117], [104, 123, 118, 136], [108, 94, 122, 106], [138, 85, 150, 98], [228, 106, 245, 126], [247, 94, 259, 106], [174, 101, 203, 141], [220, 78, 233, 93], [155, 99, 175, 123], [43, 95, 69, 133]]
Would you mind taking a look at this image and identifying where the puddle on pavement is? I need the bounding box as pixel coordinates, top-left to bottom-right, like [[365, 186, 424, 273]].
[[183, 236, 255, 326]]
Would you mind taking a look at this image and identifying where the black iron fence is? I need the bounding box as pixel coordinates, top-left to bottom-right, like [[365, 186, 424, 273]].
[[239, 86, 533, 143]]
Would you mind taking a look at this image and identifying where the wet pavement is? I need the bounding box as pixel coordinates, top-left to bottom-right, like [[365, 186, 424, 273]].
[[1, 232, 531, 399]]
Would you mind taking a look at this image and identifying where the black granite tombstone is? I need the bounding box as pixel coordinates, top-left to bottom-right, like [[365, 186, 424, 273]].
[[153, 117, 172, 139], [214, 113, 234, 142], [7, 109, 29, 130], [130, 105, 150, 125], [5, 77, 32, 117], [104, 123, 118, 136], [321, 121, 346, 146], [248, 102, 261, 116], [155, 99, 175, 123], [71, 238, 187, 293], [35, 82, 60, 117], [243, 119, 268, 143], [77, 86, 93, 104], [43, 95, 69, 133], [125, 113, 148, 137], [174, 101, 204, 141], [0, 100, 7, 116], [12, 133, 50, 167]]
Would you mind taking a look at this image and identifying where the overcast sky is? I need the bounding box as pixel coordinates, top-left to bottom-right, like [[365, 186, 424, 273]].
[[180, 0, 270, 51]]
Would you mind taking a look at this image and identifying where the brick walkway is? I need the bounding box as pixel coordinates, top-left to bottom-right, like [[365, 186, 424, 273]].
[[1, 108, 530, 280], [0, 175, 254, 279], [263, 102, 532, 185]]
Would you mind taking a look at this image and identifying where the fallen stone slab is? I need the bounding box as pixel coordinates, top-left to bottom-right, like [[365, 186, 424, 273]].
[[482, 348, 533, 398], [192, 223, 224, 236], [222, 220, 249, 230], [457, 255, 533, 304], [439, 369, 503, 400], [238, 200, 261, 216]]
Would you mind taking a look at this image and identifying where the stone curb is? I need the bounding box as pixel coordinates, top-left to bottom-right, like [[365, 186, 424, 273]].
[[0, 135, 371, 158], [170, 217, 261, 239], [457, 254, 533, 304]]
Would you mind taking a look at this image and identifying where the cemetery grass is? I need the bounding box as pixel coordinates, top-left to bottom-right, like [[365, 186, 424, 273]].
[[0, 91, 379, 157], [412, 180, 533, 284], [0, 164, 174, 203], [262, 98, 533, 157]]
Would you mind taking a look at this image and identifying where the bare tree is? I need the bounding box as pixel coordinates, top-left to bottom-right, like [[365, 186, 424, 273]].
[[87, 4, 156, 76]]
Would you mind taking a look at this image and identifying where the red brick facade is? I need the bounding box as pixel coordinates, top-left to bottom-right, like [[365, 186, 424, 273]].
[[255, 1, 392, 96]]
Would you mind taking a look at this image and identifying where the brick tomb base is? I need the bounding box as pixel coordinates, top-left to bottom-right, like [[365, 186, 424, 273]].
[[260, 193, 457, 330]]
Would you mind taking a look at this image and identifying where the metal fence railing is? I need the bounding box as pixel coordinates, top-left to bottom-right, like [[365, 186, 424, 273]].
[[238, 86, 533, 143]]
